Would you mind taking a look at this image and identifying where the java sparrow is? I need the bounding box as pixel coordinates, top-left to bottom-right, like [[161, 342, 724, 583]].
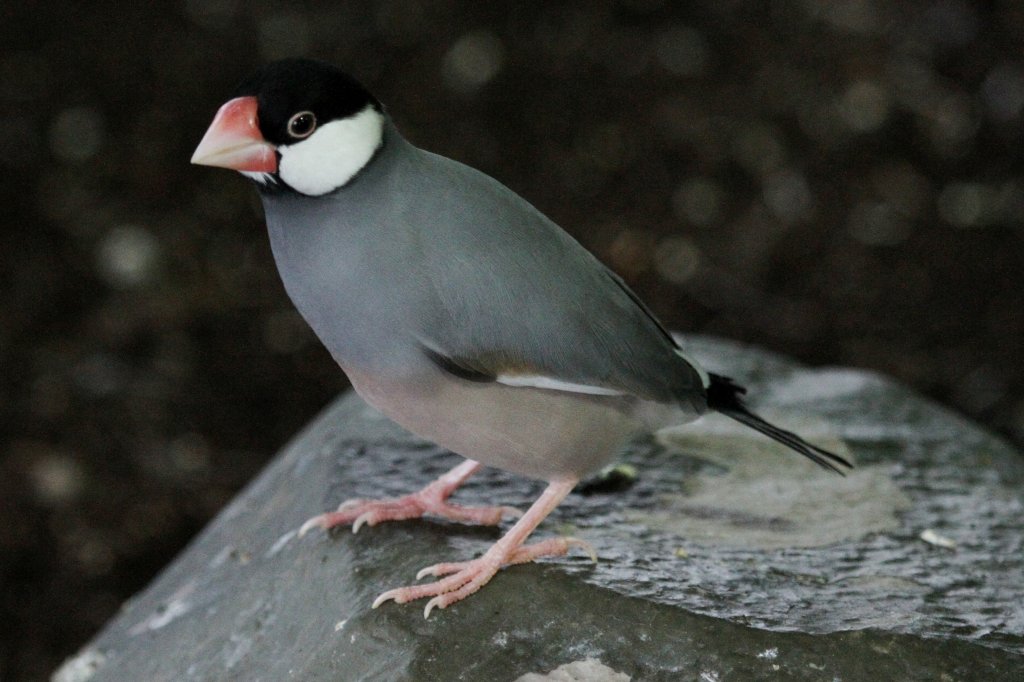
[[192, 58, 850, 617]]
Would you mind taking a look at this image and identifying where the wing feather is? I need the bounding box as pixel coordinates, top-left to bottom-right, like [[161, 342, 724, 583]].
[[410, 150, 706, 410]]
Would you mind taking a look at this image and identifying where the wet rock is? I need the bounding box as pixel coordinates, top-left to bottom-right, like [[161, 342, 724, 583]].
[[54, 337, 1024, 680]]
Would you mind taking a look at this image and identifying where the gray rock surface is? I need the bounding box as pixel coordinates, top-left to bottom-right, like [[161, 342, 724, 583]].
[[56, 337, 1024, 681]]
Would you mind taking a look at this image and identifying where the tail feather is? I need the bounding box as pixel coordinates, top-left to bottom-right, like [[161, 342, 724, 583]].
[[705, 373, 852, 475]]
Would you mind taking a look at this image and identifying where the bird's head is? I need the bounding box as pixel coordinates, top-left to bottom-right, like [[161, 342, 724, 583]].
[[191, 58, 385, 196]]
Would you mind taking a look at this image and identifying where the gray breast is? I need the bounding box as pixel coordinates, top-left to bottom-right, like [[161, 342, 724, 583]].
[[260, 128, 433, 374]]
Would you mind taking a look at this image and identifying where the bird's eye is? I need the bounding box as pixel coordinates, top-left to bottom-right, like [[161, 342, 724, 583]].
[[287, 111, 317, 139]]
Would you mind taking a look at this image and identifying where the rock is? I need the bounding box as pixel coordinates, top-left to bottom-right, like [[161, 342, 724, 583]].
[[54, 337, 1024, 680], [515, 659, 631, 682]]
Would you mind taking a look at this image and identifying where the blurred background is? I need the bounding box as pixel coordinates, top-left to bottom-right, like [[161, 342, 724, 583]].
[[2, 0, 1023, 678]]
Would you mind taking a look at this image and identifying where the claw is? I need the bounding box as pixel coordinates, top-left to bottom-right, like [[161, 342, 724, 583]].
[[297, 515, 325, 538], [352, 511, 375, 534], [423, 596, 443, 619], [336, 499, 363, 512], [414, 562, 461, 580], [372, 589, 398, 609], [566, 537, 598, 563], [416, 561, 466, 579]]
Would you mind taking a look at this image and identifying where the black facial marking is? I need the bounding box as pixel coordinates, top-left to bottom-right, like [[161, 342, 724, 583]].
[[232, 58, 382, 147]]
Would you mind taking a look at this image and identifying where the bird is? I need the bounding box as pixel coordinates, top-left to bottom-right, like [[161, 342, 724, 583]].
[[191, 58, 851, 618]]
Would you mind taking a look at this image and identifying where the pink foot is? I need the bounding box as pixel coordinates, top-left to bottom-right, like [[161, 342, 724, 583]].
[[297, 459, 520, 536], [370, 478, 588, 617], [372, 535, 595, 618]]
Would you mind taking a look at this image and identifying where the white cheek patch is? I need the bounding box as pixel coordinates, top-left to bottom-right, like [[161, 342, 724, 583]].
[[496, 375, 625, 396], [277, 105, 384, 196]]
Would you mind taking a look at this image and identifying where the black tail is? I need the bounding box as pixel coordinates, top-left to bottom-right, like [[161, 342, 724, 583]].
[[705, 373, 852, 475]]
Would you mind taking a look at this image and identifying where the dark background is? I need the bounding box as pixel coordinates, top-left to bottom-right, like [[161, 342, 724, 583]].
[[2, 1, 1022, 679]]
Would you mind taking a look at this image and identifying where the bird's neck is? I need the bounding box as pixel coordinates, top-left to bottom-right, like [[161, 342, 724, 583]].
[[258, 121, 423, 372]]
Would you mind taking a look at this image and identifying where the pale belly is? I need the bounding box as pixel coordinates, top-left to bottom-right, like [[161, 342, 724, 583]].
[[345, 367, 649, 481]]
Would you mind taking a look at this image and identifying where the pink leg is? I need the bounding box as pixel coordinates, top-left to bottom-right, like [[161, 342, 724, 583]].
[[372, 477, 586, 618], [298, 459, 521, 536]]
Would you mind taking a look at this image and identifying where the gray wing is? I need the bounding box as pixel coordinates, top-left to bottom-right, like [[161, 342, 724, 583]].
[[407, 149, 706, 410]]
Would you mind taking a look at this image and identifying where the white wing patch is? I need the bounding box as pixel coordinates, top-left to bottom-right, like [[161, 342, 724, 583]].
[[496, 346, 708, 397], [496, 375, 625, 396], [277, 105, 384, 196]]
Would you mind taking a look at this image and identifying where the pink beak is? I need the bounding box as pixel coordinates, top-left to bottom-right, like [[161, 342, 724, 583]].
[[191, 96, 277, 173]]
